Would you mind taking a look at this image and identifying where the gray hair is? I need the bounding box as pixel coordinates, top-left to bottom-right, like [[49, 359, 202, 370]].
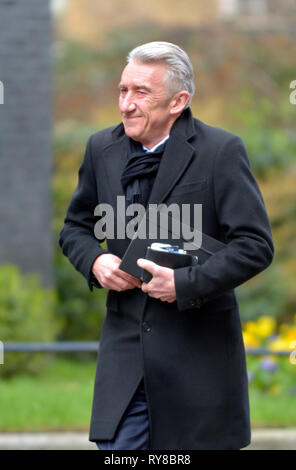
[[127, 41, 195, 108]]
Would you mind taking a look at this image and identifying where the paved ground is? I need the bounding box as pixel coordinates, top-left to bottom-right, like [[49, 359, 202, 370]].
[[0, 428, 295, 450]]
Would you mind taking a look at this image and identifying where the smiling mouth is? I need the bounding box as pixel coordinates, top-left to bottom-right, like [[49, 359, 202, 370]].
[[123, 115, 142, 120]]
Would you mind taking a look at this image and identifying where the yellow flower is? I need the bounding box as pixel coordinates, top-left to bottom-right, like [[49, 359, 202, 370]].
[[256, 316, 276, 338], [244, 321, 258, 336], [242, 331, 260, 348], [269, 337, 291, 351], [244, 316, 276, 340], [283, 326, 296, 343]]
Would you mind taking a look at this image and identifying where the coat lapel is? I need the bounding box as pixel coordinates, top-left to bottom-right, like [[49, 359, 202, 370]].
[[102, 133, 127, 206], [101, 127, 128, 232], [148, 108, 197, 205], [147, 134, 195, 205]]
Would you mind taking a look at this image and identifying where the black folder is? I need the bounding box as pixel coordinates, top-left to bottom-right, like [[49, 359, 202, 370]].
[[140, 245, 199, 283], [119, 206, 226, 280]]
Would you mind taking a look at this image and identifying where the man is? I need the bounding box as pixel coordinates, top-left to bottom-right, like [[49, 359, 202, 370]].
[[59, 42, 274, 450]]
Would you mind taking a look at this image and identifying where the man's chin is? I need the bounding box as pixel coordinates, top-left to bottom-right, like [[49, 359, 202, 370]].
[[123, 126, 142, 141]]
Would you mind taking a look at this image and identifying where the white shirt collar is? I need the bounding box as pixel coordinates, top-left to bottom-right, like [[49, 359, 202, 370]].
[[142, 135, 170, 153]]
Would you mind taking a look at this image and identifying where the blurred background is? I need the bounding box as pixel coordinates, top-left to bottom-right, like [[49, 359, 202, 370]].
[[0, 0, 295, 449]]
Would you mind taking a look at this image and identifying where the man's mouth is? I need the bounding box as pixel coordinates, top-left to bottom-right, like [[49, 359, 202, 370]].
[[123, 115, 142, 120]]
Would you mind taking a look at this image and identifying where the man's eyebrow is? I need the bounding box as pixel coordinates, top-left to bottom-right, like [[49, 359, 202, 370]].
[[118, 83, 152, 92]]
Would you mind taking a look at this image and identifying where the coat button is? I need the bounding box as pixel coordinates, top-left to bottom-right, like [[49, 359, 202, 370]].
[[143, 321, 151, 333]]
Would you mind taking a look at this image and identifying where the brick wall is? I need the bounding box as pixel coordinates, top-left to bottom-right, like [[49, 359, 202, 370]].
[[0, 0, 53, 286]]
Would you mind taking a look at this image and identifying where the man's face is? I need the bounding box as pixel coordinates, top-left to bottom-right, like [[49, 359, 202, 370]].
[[118, 60, 175, 149]]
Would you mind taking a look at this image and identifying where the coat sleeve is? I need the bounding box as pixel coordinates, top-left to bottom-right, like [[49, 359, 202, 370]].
[[59, 135, 109, 291], [174, 135, 274, 311]]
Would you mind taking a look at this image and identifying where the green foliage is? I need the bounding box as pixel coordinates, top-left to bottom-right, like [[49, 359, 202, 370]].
[[247, 356, 296, 397], [53, 121, 103, 233], [228, 93, 296, 176], [0, 265, 60, 378], [242, 127, 295, 176], [237, 265, 289, 323], [54, 249, 107, 343], [54, 120, 101, 162], [53, 123, 108, 346]]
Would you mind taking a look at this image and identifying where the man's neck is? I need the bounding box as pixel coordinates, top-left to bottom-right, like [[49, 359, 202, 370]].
[[142, 135, 170, 152]]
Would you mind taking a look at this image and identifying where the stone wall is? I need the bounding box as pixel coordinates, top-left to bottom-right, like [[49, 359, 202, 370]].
[[0, 0, 53, 286]]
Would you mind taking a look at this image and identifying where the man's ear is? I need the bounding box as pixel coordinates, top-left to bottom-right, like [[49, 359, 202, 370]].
[[169, 91, 190, 115]]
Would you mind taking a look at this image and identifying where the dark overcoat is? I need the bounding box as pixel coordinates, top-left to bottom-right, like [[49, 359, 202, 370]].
[[59, 108, 274, 450]]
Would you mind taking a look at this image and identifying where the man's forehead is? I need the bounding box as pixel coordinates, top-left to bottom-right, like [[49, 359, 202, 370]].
[[120, 61, 167, 86]]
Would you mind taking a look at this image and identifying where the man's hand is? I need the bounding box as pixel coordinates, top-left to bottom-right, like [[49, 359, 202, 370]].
[[137, 258, 176, 303], [92, 253, 142, 291]]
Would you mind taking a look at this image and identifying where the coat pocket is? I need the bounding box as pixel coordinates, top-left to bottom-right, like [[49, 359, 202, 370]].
[[170, 179, 208, 196]]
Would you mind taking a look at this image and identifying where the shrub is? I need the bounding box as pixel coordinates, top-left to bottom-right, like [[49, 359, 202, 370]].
[[54, 250, 107, 343], [0, 264, 60, 378]]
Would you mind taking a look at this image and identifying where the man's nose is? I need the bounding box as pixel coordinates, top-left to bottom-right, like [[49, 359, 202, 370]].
[[120, 93, 136, 113]]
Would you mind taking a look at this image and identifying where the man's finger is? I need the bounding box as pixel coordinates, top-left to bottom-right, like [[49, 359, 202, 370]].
[[115, 267, 141, 285], [105, 275, 140, 291], [141, 282, 149, 293], [137, 258, 158, 276]]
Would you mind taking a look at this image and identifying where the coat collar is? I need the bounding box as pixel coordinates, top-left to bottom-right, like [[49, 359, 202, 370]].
[[104, 107, 197, 207]]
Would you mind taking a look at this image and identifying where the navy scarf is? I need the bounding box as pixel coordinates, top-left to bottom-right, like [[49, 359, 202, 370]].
[[121, 138, 167, 209]]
